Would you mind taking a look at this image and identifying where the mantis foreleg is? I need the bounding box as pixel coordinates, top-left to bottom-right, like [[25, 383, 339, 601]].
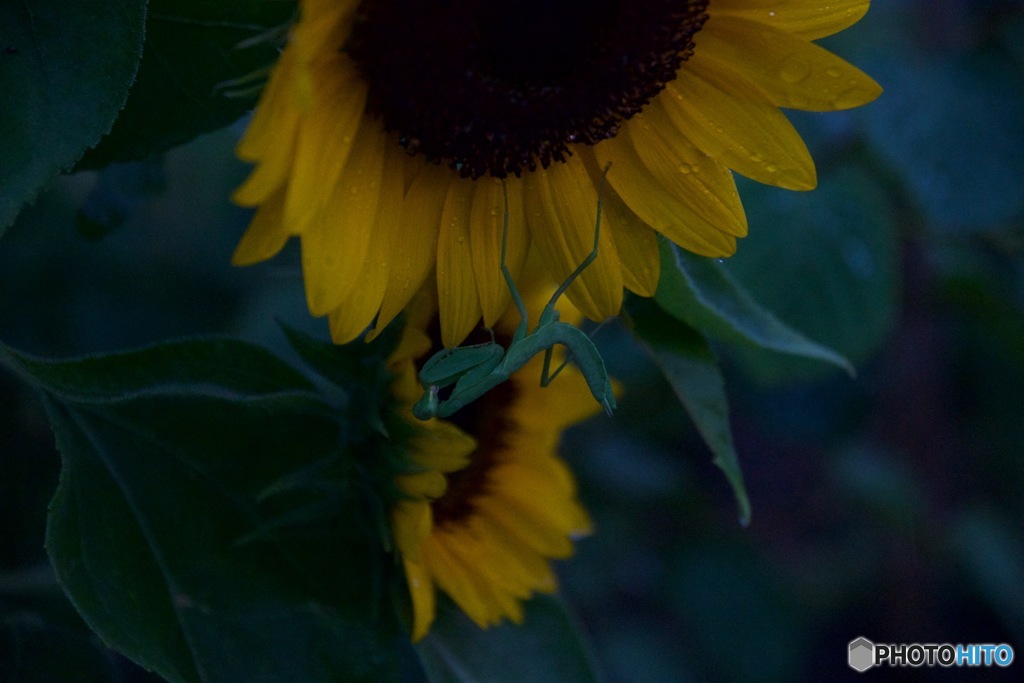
[[413, 344, 504, 420], [418, 343, 504, 388], [432, 365, 513, 418]]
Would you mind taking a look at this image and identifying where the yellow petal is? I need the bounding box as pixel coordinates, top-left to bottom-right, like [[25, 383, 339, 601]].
[[595, 133, 737, 257], [301, 124, 387, 316], [326, 143, 404, 343], [628, 109, 748, 236], [471, 515, 556, 590], [293, 0, 356, 61], [451, 530, 531, 598], [469, 176, 529, 328], [424, 534, 492, 628], [712, 0, 870, 40], [368, 164, 448, 339], [472, 496, 567, 558], [437, 180, 482, 346], [480, 484, 576, 558], [663, 54, 816, 190], [392, 500, 432, 556], [402, 558, 436, 642], [389, 324, 432, 370], [526, 154, 623, 321], [395, 471, 448, 500], [698, 15, 882, 111], [326, 285, 380, 343], [610, 214, 660, 297], [283, 64, 367, 236], [497, 457, 578, 507], [231, 188, 289, 266], [580, 153, 660, 296], [409, 421, 477, 472], [232, 120, 299, 207], [236, 54, 298, 163], [510, 360, 606, 428], [440, 530, 524, 624]]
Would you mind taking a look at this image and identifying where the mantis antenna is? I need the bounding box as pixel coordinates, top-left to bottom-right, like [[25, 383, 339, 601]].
[[412, 166, 616, 420]]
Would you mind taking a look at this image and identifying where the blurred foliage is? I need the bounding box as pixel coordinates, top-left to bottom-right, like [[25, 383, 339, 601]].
[[2, 0, 1024, 680], [0, 0, 146, 232], [77, 0, 296, 170]]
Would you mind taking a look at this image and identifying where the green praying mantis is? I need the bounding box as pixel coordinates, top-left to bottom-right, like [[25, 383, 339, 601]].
[[412, 168, 617, 420]]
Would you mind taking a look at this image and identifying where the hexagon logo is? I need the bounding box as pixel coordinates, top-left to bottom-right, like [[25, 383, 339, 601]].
[[849, 637, 875, 672]]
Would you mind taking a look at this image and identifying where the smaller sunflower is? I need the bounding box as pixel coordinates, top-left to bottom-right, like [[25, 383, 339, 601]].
[[388, 275, 600, 641]]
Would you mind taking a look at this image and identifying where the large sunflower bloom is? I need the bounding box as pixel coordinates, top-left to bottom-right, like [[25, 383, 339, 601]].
[[233, 0, 881, 346], [387, 281, 598, 641]]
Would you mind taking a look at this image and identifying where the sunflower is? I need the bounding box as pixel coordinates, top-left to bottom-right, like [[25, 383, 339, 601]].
[[386, 278, 598, 641], [233, 0, 880, 346]]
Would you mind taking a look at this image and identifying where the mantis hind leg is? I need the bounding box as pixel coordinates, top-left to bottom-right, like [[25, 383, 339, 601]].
[[538, 164, 612, 387], [542, 163, 612, 319], [540, 344, 572, 387]]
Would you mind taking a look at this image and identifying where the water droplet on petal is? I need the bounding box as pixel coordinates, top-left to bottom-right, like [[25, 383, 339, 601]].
[[778, 58, 811, 84]]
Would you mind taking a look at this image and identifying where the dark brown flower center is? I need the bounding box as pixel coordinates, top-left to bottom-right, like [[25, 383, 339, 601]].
[[347, 0, 709, 179]]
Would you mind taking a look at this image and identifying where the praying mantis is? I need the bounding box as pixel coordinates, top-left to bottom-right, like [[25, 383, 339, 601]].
[[412, 169, 617, 420]]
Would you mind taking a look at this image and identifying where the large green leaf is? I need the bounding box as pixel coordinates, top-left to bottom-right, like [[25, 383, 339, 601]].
[[417, 594, 602, 683], [80, 0, 296, 169], [628, 298, 751, 526], [723, 165, 898, 383], [1, 337, 317, 403], [1, 339, 401, 682], [0, 0, 146, 232], [654, 239, 853, 375]]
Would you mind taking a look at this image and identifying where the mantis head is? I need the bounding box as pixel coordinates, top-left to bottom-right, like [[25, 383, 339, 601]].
[[412, 385, 441, 420]]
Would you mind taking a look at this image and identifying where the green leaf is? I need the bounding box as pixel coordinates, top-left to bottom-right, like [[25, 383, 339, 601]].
[[654, 239, 854, 376], [80, 0, 296, 168], [417, 594, 602, 683], [3, 339, 401, 682], [0, 337, 317, 404], [628, 298, 751, 526], [723, 165, 899, 383], [0, 0, 146, 232]]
